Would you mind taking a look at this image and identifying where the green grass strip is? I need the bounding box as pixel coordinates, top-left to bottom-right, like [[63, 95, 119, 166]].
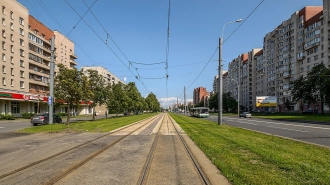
[[19, 113, 158, 133], [170, 113, 330, 185]]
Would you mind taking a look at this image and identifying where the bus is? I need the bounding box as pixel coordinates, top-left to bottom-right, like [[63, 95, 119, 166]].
[[190, 107, 209, 118]]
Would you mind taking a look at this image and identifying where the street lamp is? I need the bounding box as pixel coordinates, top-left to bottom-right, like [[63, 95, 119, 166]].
[[218, 19, 242, 125], [231, 79, 239, 117], [184, 80, 191, 116]]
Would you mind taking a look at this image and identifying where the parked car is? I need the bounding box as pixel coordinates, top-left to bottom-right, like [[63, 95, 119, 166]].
[[30, 113, 62, 126], [302, 110, 315, 114], [239, 112, 252, 118]]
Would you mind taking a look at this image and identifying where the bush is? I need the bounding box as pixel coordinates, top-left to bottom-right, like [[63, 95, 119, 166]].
[[0, 114, 4, 119], [56, 112, 67, 117], [21, 112, 36, 119], [3, 114, 15, 120]]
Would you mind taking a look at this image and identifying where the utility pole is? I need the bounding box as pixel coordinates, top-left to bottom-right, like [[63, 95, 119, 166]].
[[49, 36, 55, 124], [184, 86, 186, 116], [218, 38, 223, 125], [177, 97, 178, 113]]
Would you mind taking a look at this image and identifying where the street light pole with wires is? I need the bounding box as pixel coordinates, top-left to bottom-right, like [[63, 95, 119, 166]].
[[218, 19, 242, 125]]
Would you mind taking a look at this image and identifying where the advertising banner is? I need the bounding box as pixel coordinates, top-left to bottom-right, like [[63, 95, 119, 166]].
[[256, 96, 277, 107]]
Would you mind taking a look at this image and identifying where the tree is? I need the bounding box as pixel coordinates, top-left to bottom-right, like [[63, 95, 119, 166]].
[[208, 94, 217, 111], [86, 69, 107, 121], [106, 82, 129, 116], [125, 82, 142, 114], [290, 64, 330, 115], [54, 64, 89, 124], [145, 93, 160, 112]]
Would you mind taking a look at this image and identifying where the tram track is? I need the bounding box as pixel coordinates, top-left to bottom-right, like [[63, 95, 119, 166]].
[[0, 114, 162, 184], [138, 113, 211, 185]]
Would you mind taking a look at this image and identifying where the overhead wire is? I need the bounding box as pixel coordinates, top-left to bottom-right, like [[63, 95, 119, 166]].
[[186, 0, 265, 89], [165, 0, 171, 105], [33, 0, 97, 66], [63, 0, 151, 93]]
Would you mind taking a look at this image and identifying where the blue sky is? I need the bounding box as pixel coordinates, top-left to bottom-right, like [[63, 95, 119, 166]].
[[18, 0, 323, 108]]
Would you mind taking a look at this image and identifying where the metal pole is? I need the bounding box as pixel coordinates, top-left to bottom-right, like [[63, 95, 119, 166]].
[[184, 86, 186, 115], [218, 38, 223, 125], [238, 62, 240, 117], [49, 36, 55, 124]]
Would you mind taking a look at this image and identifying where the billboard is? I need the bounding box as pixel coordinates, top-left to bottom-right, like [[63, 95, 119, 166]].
[[256, 96, 277, 107]]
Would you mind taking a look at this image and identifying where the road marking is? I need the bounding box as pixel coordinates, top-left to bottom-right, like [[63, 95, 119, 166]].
[[0, 127, 4, 129], [267, 125, 309, 133], [226, 117, 330, 130]]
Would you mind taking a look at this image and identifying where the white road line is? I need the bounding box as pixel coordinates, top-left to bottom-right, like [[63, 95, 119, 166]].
[[0, 127, 4, 129], [226, 118, 330, 130], [267, 125, 309, 133]]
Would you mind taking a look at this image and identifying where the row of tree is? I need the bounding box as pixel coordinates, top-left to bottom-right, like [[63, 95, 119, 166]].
[[290, 63, 330, 115], [207, 92, 239, 112], [54, 64, 160, 124]]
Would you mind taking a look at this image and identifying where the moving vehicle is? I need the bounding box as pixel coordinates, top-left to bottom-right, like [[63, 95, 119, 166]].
[[190, 107, 209, 118], [30, 113, 62, 126], [239, 112, 252, 118]]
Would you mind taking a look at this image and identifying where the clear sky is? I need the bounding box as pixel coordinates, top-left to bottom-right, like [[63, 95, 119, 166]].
[[18, 0, 323, 108]]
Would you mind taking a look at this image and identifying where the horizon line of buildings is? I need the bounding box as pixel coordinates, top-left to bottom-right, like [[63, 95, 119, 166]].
[[213, 1, 330, 112], [1, 0, 123, 116]]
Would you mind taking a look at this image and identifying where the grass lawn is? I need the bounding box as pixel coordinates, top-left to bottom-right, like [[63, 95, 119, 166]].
[[18, 113, 158, 133], [170, 113, 330, 185]]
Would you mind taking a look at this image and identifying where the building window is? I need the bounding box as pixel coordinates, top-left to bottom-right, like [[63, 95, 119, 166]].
[[10, 11, 13, 19], [2, 6, 5, 14], [307, 65, 311, 71], [11, 79, 13, 86], [20, 70, 24, 78], [10, 34, 13, 41], [20, 81, 24, 88], [2, 53, 5, 62], [19, 28, 24, 36], [20, 39, 24, 46], [11, 68, 13, 76], [321, 45, 324, 50], [2, 65, 5, 73], [20, 60, 24, 67], [20, 49, 24, 57], [2, 18, 5, 26], [10, 22, 13, 30], [10, 45, 13, 53], [2, 77, 5, 86], [314, 55, 318, 60], [2, 30, 5, 38], [2, 41, 5, 50], [321, 53, 324, 58], [19, 17, 24, 25], [307, 58, 311, 63], [10, 56, 13, 64], [11, 102, 20, 114]]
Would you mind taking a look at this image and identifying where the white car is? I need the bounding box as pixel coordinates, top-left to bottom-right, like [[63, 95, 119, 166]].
[[239, 112, 252, 118]]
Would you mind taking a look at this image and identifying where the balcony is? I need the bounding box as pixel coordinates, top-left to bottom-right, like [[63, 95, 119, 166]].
[[297, 56, 305, 61], [70, 53, 78, 59], [29, 78, 48, 86]]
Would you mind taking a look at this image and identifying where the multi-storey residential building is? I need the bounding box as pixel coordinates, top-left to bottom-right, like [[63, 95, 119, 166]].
[[223, 5, 329, 113], [54, 30, 77, 69], [27, 15, 53, 113], [1, 0, 29, 116], [80, 66, 125, 115], [193, 87, 209, 105]]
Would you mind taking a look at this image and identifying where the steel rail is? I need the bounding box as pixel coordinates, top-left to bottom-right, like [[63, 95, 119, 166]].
[[167, 114, 211, 185], [0, 114, 161, 180]]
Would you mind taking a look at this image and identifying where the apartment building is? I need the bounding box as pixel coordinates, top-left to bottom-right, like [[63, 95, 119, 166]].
[[53, 31, 77, 69], [193, 87, 209, 106], [1, 0, 29, 116], [80, 66, 125, 115], [27, 15, 54, 113], [223, 4, 329, 112]]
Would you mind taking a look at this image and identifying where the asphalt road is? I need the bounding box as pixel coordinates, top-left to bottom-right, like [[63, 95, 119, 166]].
[[208, 115, 330, 148], [0, 114, 119, 133]]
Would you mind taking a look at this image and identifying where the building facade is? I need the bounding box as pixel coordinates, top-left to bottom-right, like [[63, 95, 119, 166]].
[[223, 4, 329, 112], [0, 0, 79, 116], [80, 66, 125, 115], [193, 87, 209, 106]]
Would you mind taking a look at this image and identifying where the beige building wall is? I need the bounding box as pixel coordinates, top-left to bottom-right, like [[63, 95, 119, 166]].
[[0, 0, 29, 116], [53, 30, 77, 70]]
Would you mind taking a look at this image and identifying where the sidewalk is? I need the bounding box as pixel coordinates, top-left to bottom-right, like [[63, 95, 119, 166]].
[[0, 114, 122, 124]]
